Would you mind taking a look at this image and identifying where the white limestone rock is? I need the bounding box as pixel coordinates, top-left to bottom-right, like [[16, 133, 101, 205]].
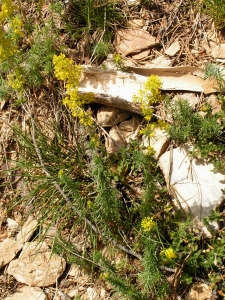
[[0, 238, 23, 269], [16, 215, 38, 244], [105, 117, 140, 154], [7, 241, 66, 286], [145, 55, 172, 67], [4, 286, 47, 300], [97, 106, 131, 127], [105, 127, 128, 154], [212, 44, 225, 58], [159, 146, 225, 234], [165, 41, 180, 56], [186, 283, 212, 300], [7, 218, 19, 237]]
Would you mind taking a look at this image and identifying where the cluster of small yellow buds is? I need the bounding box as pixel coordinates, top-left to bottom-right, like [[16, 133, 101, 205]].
[[133, 75, 163, 122], [140, 120, 168, 139], [53, 53, 83, 83], [7, 71, 24, 91], [99, 272, 109, 280], [58, 169, 64, 178], [133, 75, 168, 138], [0, 0, 23, 63], [53, 54, 94, 126], [9, 16, 23, 37], [0, 0, 17, 21], [90, 134, 100, 147], [87, 200, 93, 208], [141, 217, 156, 232], [160, 247, 176, 260]]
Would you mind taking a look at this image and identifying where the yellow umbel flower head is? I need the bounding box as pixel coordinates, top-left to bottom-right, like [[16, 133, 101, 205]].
[[141, 217, 156, 232], [160, 247, 176, 260]]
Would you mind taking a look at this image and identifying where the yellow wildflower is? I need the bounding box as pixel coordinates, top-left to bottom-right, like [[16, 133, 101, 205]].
[[0, 0, 17, 20], [7, 71, 24, 91], [141, 217, 156, 232], [90, 134, 100, 147], [160, 248, 176, 260], [100, 272, 109, 280], [113, 53, 122, 63], [58, 169, 64, 178], [87, 200, 93, 208], [9, 16, 23, 37], [133, 75, 163, 123], [53, 54, 94, 126]]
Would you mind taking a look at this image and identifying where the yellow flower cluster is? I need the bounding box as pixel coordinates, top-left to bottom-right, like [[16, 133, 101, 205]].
[[7, 71, 24, 91], [0, 0, 17, 21], [0, 30, 18, 60], [9, 16, 23, 37], [87, 200, 93, 208], [53, 54, 94, 126], [141, 217, 156, 232], [140, 120, 168, 137], [133, 75, 163, 122], [90, 134, 100, 147], [0, 0, 23, 62], [99, 272, 109, 280], [113, 53, 122, 63], [58, 169, 64, 178], [160, 247, 176, 260]]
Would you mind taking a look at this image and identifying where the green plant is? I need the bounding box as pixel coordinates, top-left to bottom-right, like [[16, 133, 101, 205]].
[[3, 2, 225, 299], [139, 240, 170, 299], [92, 40, 112, 59], [166, 98, 225, 171], [201, 0, 225, 28], [112, 53, 126, 71], [64, 0, 125, 59]]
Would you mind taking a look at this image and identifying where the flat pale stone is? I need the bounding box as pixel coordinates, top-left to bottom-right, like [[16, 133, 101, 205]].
[[7, 242, 66, 287], [68, 289, 79, 298], [126, 0, 140, 6], [212, 44, 225, 58], [207, 94, 222, 115], [105, 127, 128, 154], [187, 283, 212, 300], [16, 216, 38, 243], [87, 287, 98, 300], [165, 41, 180, 56], [132, 49, 150, 60], [4, 286, 47, 300], [159, 146, 225, 233], [0, 238, 23, 269], [7, 218, 19, 237], [97, 106, 131, 127], [128, 18, 145, 28], [119, 116, 140, 132], [142, 128, 169, 159], [172, 93, 199, 109], [147, 55, 172, 67], [115, 29, 159, 56]]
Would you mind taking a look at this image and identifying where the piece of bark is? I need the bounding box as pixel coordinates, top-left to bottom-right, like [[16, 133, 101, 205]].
[[78, 66, 217, 115]]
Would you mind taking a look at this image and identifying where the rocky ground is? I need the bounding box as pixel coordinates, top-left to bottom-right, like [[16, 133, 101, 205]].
[[1, 0, 225, 299]]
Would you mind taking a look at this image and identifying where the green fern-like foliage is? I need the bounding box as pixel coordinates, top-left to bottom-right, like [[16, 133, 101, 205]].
[[139, 241, 169, 299], [166, 98, 225, 170]]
